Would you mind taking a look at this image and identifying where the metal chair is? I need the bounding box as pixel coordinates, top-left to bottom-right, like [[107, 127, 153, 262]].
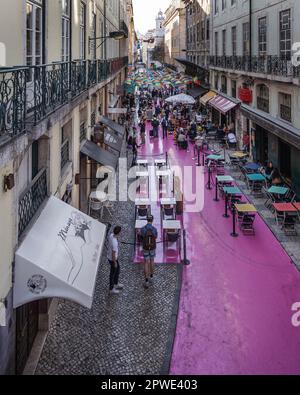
[[137, 206, 149, 220], [89, 200, 103, 220], [165, 229, 181, 248], [282, 214, 297, 236], [101, 200, 114, 219], [240, 214, 256, 235], [163, 206, 176, 221]]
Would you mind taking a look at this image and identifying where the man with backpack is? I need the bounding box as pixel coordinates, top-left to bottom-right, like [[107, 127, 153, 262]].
[[141, 216, 158, 289]]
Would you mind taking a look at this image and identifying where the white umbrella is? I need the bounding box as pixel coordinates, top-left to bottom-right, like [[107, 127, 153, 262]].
[[165, 93, 196, 105]]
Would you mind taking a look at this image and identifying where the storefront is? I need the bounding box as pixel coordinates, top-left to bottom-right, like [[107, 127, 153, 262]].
[[241, 104, 300, 195], [208, 94, 240, 129]]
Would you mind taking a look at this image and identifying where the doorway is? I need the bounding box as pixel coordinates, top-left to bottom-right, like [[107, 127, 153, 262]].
[[279, 140, 291, 179]]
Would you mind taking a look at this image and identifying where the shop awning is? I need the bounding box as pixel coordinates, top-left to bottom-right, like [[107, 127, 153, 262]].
[[209, 95, 239, 114], [187, 86, 208, 99], [81, 140, 118, 169], [200, 90, 217, 105], [13, 196, 106, 309], [104, 129, 122, 154], [241, 104, 300, 150], [99, 116, 125, 137]]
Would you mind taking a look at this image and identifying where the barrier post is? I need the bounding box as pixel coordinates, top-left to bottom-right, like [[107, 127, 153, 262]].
[[181, 229, 190, 266]]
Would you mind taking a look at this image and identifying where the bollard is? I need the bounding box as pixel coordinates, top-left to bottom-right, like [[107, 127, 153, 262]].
[[181, 229, 190, 266], [231, 207, 239, 237], [223, 192, 230, 218]]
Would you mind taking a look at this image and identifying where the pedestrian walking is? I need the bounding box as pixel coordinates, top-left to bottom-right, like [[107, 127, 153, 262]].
[[141, 216, 158, 289], [107, 226, 124, 295], [152, 117, 160, 138], [139, 118, 146, 145], [161, 117, 168, 139]]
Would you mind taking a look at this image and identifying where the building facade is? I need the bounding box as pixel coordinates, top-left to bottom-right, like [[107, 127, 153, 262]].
[[209, 0, 300, 195], [185, 0, 210, 68], [0, 0, 133, 375], [163, 0, 187, 69]]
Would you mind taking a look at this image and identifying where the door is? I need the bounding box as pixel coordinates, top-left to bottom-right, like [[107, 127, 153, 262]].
[[79, 154, 88, 211], [279, 140, 291, 179], [16, 301, 39, 375]]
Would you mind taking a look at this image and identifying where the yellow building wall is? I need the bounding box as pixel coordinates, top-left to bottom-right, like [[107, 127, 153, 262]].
[[0, 163, 14, 298]]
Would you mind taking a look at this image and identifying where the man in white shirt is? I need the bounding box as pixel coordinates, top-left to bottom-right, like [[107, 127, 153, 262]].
[[107, 226, 124, 295]]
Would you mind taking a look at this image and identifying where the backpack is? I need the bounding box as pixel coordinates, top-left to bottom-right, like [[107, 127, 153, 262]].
[[143, 227, 156, 251]]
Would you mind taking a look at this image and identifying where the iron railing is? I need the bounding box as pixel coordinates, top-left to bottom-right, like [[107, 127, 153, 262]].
[[61, 139, 70, 170], [90, 112, 96, 128], [18, 168, 48, 237], [80, 123, 86, 143], [209, 56, 300, 78], [0, 56, 128, 142]]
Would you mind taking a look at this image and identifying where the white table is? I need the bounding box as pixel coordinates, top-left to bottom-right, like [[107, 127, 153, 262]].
[[135, 220, 147, 230], [155, 159, 167, 166], [163, 220, 181, 230], [136, 171, 149, 178], [160, 198, 176, 206], [156, 170, 172, 177], [137, 159, 149, 165], [135, 198, 151, 206]]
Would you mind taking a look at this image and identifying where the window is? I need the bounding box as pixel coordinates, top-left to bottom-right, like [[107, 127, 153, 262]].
[[26, 0, 43, 67], [257, 84, 269, 113], [90, 11, 96, 59], [279, 9, 291, 60], [243, 22, 250, 56], [222, 30, 226, 56], [61, 121, 72, 171], [80, 2, 86, 60], [231, 26, 237, 56], [215, 31, 218, 56], [221, 75, 227, 94], [62, 0, 71, 62], [231, 80, 237, 98], [258, 17, 267, 56], [279, 92, 292, 122]]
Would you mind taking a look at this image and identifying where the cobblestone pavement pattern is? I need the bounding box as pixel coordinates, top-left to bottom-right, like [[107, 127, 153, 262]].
[[36, 146, 181, 375]]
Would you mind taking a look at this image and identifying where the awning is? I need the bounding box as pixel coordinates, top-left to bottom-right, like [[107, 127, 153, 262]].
[[13, 196, 106, 309], [81, 140, 118, 169], [187, 86, 208, 99], [209, 95, 239, 114], [104, 129, 122, 154], [174, 58, 209, 80], [99, 116, 125, 137], [241, 104, 300, 150], [200, 90, 217, 105]]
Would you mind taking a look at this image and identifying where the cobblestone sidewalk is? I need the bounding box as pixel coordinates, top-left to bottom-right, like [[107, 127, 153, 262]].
[[35, 148, 182, 375]]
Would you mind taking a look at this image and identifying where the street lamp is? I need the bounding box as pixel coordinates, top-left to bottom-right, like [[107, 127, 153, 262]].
[[89, 31, 126, 49]]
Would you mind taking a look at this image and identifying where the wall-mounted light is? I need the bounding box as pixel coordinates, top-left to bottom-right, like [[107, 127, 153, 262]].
[[4, 174, 15, 191]]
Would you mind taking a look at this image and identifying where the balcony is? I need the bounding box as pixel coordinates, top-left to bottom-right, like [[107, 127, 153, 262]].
[[0, 56, 128, 144], [18, 168, 48, 237], [209, 56, 300, 79]]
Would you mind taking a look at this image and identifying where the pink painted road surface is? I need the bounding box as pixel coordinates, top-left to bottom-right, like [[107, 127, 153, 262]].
[[138, 123, 300, 375]]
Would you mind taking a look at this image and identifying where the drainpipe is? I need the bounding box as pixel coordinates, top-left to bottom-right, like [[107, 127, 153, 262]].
[[249, 0, 252, 69], [104, 0, 107, 61]]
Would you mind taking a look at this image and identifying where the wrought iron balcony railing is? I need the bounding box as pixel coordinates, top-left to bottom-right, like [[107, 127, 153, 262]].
[[61, 139, 70, 170], [0, 56, 128, 142], [18, 168, 48, 237], [209, 56, 300, 78], [80, 123, 86, 143]]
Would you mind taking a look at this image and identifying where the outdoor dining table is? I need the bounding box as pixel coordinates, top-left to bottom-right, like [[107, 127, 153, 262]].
[[244, 163, 261, 172], [232, 204, 258, 238], [89, 190, 108, 202], [268, 186, 289, 200], [273, 203, 298, 225], [160, 197, 177, 206], [155, 159, 167, 167], [246, 173, 266, 182], [214, 175, 234, 201], [230, 152, 248, 159], [206, 154, 222, 161]]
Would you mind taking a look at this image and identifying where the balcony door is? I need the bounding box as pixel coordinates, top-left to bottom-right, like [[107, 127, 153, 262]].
[[26, 0, 44, 113]]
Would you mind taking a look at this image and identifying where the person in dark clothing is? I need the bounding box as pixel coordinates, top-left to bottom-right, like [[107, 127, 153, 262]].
[[152, 117, 160, 138], [132, 136, 139, 166], [161, 118, 168, 139]]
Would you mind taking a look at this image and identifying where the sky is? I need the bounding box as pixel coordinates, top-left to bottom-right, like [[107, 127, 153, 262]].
[[132, 0, 171, 34]]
